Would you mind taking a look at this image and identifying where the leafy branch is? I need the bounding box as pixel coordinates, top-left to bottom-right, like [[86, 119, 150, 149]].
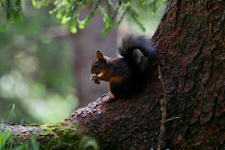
[[1, 0, 167, 34], [0, 0, 23, 31]]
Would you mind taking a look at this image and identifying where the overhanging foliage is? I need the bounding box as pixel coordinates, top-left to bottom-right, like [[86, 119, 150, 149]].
[[1, 0, 167, 34]]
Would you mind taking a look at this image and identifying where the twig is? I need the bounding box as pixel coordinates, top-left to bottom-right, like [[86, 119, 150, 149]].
[[166, 117, 179, 122], [157, 65, 168, 150]]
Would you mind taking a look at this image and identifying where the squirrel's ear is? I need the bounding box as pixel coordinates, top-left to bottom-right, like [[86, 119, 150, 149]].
[[97, 51, 104, 59]]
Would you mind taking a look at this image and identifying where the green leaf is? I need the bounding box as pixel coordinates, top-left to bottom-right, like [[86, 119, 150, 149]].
[[71, 27, 77, 34], [79, 137, 98, 150], [101, 28, 108, 35], [61, 16, 71, 24], [50, 5, 63, 15], [31, 0, 43, 9], [78, 24, 84, 29], [1, 24, 6, 32], [10, 18, 14, 23], [56, 8, 64, 19], [118, 8, 122, 15], [83, 140, 98, 150], [127, 7, 146, 32], [149, 2, 157, 14], [142, 1, 147, 6], [125, 2, 130, 7], [44, 0, 51, 6], [66, 0, 71, 5], [103, 17, 107, 22], [0, 130, 12, 148], [69, 20, 76, 27], [114, 22, 119, 30], [78, 20, 85, 29]]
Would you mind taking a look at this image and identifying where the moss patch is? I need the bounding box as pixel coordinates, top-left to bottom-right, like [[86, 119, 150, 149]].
[[37, 120, 82, 149]]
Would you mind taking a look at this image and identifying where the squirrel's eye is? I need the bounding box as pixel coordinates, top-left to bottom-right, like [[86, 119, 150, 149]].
[[94, 64, 98, 68]]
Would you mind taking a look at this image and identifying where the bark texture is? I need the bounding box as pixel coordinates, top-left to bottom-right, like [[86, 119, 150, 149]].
[[67, 83, 162, 150], [3, 0, 225, 150], [152, 0, 225, 149]]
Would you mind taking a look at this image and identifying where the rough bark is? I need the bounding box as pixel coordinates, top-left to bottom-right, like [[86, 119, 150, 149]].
[[2, 0, 225, 150], [152, 0, 225, 149]]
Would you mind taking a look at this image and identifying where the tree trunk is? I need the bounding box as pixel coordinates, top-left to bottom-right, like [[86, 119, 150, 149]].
[[152, 0, 225, 149], [3, 0, 225, 149]]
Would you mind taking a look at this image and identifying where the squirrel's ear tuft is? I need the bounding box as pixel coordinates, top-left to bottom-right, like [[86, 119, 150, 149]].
[[97, 51, 104, 59]]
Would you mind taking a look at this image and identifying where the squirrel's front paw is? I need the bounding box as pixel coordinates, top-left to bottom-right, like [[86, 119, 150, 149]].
[[90, 74, 100, 84]]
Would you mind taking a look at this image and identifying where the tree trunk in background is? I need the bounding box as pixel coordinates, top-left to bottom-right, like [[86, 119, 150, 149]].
[[3, 0, 225, 150], [71, 9, 117, 108]]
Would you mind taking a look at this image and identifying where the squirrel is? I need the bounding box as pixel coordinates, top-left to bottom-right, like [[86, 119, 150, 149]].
[[90, 35, 158, 102]]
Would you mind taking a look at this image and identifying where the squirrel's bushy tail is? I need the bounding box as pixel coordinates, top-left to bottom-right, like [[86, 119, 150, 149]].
[[118, 35, 158, 75], [119, 35, 158, 60]]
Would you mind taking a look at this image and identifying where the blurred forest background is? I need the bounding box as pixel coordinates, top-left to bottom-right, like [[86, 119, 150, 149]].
[[0, 1, 166, 124]]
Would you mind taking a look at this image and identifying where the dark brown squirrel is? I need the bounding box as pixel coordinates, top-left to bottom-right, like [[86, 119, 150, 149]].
[[90, 35, 158, 102]]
